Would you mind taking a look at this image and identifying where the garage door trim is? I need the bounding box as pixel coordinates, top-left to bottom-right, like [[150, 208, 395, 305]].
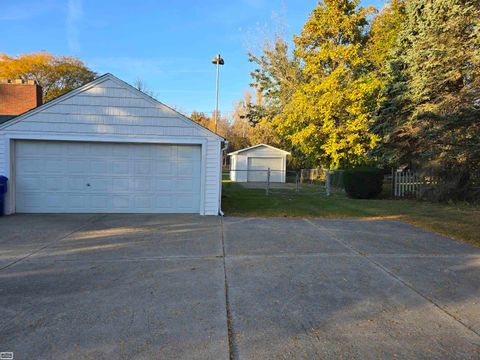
[[5, 134, 208, 215]]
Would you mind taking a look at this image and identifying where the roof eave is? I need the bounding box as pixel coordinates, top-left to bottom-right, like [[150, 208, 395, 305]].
[[228, 143, 290, 156]]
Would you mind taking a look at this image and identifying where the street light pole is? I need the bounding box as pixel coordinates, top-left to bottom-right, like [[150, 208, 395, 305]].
[[212, 54, 224, 133], [214, 60, 220, 133]]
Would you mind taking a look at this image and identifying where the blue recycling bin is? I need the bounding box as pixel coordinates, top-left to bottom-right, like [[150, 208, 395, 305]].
[[0, 176, 8, 216]]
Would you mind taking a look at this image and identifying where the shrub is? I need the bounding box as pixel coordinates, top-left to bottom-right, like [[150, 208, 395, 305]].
[[343, 168, 384, 199]]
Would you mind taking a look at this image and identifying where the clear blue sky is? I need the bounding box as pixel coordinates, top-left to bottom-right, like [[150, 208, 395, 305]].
[[1, 0, 384, 117]]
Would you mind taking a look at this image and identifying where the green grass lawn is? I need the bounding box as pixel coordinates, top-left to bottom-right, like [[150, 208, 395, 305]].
[[222, 182, 480, 247]]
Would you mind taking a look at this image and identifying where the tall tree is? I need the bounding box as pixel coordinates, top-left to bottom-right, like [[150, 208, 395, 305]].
[[375, 0, 480, 199], [367, 0, 407, 75], [190, 111, 212, 129], [248, 36, 303, 125], [369, 0, 408, 164], [0, 51, 97, 102], [283, 0, 379, 168], [248, 1, 382, 168]]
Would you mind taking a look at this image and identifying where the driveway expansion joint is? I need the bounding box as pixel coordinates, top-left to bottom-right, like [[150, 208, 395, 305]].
[[0, 214, 106, 272], [303, 218, 480, 339], [221, 216, 237, 360]]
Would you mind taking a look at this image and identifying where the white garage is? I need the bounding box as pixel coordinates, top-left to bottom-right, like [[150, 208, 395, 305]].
[[228, 144, 290, 183], [0, 74, 224, 215]]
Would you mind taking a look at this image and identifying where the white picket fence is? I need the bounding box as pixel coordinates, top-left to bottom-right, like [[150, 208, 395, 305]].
[[393, 171, 436, 198]]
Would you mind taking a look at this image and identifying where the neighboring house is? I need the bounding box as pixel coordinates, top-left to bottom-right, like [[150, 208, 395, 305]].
[[0, 74, 225, 215], [228, 144, 290, 183]]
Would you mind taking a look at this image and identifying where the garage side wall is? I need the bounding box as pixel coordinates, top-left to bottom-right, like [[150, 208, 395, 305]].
[[0, 77, 222, 215], [230, 154, 248, 183], [204, 140, 221, 215]]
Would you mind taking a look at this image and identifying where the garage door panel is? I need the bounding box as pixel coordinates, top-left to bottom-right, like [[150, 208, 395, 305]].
[[112, 160, 129, 174], [15, 141, 201, 213], [17, 192, 43, 210], [177, 179, 195, 191], [90, 178, 109, 191], [17, 158, 42, 174], [45, 194, 64, 209], [67, 160, 89, 174], [156, 179, 173, 191], [43, 142, 64, 155], [176, 193, 198, 210], [67, 177, 88, 191], [156, 160, 172, 174], [134, 161, 153, 175], [112, 145, 129, 157], [133, 145, 153, 158], [91, 160, 110, 174], [178, 162, 195, 176], [112, 178, 130, 192], [16, 141, 38, 156], [178, 146, 195, 160], [66, 142, 89, 156], [18, 176, 42, 191], [45, 177, 65, 191], [156, 195, 173, 208], [68, 195, 86, 209], [90, 195, 109, 210], [134, 178, 153, 191], [112, 195, 130, 209], [155, 146, 173, 158], [94, 143, 113, 156], [45, 159, 65, 174], [134, 196, 152, 209]]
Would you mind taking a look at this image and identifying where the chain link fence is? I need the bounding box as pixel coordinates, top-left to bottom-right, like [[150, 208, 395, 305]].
[[224, 168, 345, 196]]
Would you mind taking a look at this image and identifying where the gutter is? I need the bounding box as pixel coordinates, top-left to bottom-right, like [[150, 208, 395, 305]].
[[219, 140, 229, 216]]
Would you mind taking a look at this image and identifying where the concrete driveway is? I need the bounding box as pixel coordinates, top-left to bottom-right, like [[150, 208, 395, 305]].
[[0, 215, 479, 359]]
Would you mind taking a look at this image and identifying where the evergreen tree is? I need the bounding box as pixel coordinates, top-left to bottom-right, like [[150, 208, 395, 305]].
[[376, 0, 480, 199]]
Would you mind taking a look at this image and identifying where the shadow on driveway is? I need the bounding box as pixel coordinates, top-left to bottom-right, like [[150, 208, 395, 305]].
[[0, 214, 479, 359], [0, 214, 228, 360]]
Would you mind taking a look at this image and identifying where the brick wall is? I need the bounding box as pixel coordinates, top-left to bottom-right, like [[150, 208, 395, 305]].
[[0, 79, 43, 117]]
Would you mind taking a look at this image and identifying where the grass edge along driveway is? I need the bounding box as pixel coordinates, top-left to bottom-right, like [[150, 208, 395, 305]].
[[222, 182, 480, 248]]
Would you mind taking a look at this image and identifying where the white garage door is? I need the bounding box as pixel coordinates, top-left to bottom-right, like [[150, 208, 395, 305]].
[[247, 157, 283, 182], [15, 140, 202, 213]]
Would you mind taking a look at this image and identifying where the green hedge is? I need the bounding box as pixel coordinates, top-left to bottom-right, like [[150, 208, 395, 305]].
[[343, 168, 384, 199]]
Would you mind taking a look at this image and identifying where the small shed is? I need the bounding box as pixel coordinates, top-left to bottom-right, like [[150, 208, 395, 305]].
[[228, 144, 290, 183]]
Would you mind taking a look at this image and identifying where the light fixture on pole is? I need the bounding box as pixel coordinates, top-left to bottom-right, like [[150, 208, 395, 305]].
[[212, 54, 224, 133]]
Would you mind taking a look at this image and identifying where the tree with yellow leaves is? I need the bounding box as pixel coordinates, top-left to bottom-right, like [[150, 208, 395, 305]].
[[0, 51, 96, 102], [248, 0, 384, 169], [286, 0, 380, 168]]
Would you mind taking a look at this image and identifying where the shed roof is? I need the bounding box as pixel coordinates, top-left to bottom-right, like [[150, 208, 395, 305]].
[[228, 144, 290, 156]]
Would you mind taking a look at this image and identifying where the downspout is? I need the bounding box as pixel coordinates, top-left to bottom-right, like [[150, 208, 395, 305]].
[[218, 140, 229, 216]]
